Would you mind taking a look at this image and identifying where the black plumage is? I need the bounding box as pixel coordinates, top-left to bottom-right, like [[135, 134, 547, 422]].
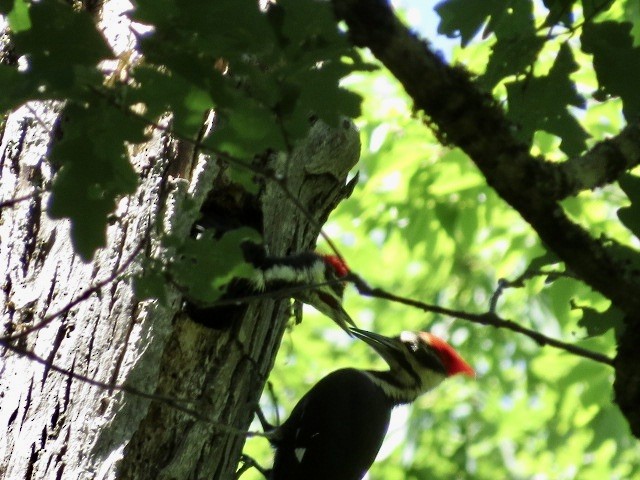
[[264, 328, 474, 480], [269, 368, 393, 480]]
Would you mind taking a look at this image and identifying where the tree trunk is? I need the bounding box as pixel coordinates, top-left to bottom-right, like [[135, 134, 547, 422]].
[[0, 3, 360, 479]]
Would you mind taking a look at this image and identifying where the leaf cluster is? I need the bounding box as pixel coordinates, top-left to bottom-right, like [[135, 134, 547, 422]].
[[437, 0, 640, 158], [0, 0, 368, 259]]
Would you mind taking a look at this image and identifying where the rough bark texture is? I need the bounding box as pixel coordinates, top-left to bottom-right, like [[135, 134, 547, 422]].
[[332, 0, 640, 437], [117, 120, 360, 480], [0, 3, 361, 480], [0, 101, 184, 479]]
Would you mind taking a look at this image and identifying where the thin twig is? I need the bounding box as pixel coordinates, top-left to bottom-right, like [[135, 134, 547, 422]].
[[489, 268, 578, 312], [237, 454, 271, 479], [347, 272, 615, 367], [0, 339, 272, 438], [489, 279, 508, 313], [266, 381, 281, 427], [0, 192, 40, 209]]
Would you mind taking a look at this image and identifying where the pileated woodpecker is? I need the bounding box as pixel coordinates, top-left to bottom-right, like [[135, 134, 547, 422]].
[[185, 242, 355, 332], [242, 242, 354, 332], [263, 328, 474, 480]]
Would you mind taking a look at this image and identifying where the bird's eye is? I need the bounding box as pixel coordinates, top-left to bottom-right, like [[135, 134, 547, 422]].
[[400, 331, 419, 348], [406, 341, 419, 352]]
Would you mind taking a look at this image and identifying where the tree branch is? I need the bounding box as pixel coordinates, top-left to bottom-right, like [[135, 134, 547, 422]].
[[0, 191, 40, 209], [331, 0, 640, 317], [551, 122, 640, 199], [347, 273, 614, 367]]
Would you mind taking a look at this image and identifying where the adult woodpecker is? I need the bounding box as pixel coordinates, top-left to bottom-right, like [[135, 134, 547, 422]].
[[185, 242, 355, 333], [263, 328, 474, 480]]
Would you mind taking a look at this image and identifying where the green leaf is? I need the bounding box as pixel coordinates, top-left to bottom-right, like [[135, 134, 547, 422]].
[[604, 240, 640, 286], [12, 1, 112, 93], [575, 303, 624, 338], [627, 0, 640, 46], [134, 262, 169, 305], [581, 0, 614, 18], [617, 174, 640, 239], [6, 0, 30, 32], [541, 0, 575, 27], [170, 228, 262, 303], [270, 0, 365, 129], [206, 98, 287, 158], [0, 65, 38, 111], [581, 21, 640, 120], [293, 67, 363, 127], [132, 0, 364, 152], [480, 34, 545, 90], [47, 100, 142, 260], [0, 0, 12, 13], [479, 0, 545, 91], [506, 43, 588, 156], [530, 350, 577, 382], [435, 0, 503, 46], [434, 201, 459, 239], [228, 167, 260, 195], [276, 0, 344, 46], [135, 0, 275, 61], [130, 67, 214, 137], [527, 249, 562, 272], [588, 406, 630, 450]]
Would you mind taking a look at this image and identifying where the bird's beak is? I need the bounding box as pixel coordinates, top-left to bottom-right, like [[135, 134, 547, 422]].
[[350, 328, 404, 363], [314, 292, 357, 335]]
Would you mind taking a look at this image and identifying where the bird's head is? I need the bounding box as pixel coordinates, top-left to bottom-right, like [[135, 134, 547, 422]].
[[320, 254, 350, 279], [350, 328, 474, 403]]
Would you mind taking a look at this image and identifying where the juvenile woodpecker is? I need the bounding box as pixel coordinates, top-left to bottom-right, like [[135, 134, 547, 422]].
[[265, 328, 474, 480], [185, 242, 355, 332], [242, 242, 354, 332]]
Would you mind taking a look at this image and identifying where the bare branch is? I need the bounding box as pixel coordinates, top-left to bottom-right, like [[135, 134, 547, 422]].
[[0, 192, 40, 209], [489, 268, 578, 311], [552, 123, 640, 198], [347, 272, 615, 367]]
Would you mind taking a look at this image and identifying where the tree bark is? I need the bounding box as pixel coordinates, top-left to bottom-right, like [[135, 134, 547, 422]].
[[0, 3, 360, 479], [0, 100, 183, 479], [117, 119, 359, 480]]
